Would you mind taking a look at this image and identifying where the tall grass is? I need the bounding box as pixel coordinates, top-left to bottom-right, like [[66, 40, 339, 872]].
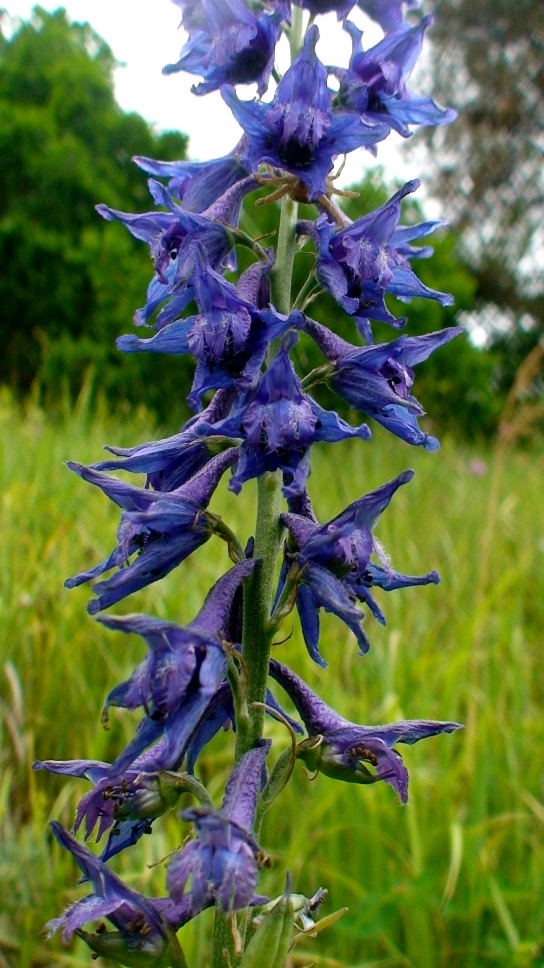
[[0, 387, 543, 968]]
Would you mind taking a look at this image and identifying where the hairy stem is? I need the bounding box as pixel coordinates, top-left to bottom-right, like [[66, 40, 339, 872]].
[[237, 191, 299, 758], [211, 20, 303, 968]]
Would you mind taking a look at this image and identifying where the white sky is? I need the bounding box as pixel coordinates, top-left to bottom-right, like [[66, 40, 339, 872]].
[[1, 0, 422, 189]]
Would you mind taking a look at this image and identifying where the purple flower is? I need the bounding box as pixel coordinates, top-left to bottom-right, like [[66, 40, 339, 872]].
[[167, 742, 270, 912], [222, 26, 390, 200], [65, 450, 237, 613], [90, 390, 236, 493], [299, 180, 453, 342], [163, 0, 287, 96], [102, 561, 259, 786], [269, 660, 462, 802], [97, 175, 256, 329], [117, 246, 299, 410], [46, 823, 186, 966], [358, 0, 420, 34], [34, 758, 185, 862], [303, 316, 462, 450], [133, 139, 249, 213], [100, 559, 256, 724], [333, 18, 457, 136], [196, 337, 371, 497], [278, 470, 439, 663]]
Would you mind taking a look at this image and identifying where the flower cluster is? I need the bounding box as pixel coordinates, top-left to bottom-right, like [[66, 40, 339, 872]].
[[40, 1, 462, 965]]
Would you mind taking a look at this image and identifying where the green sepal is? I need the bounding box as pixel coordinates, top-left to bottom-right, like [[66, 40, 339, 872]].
[[105, 770, 213, 824], [240, 876, 294, 968], [256, 744, 296, 827], [268, 562, 303, 631], [204, 512, 245, 564], [156, 770, 213, 809]]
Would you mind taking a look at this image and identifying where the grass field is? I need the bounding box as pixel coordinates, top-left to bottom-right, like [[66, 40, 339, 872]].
[[0, 386, 543, 968]]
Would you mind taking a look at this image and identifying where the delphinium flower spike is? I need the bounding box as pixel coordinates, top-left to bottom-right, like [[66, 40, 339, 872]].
[[40, 2, 463, 964]]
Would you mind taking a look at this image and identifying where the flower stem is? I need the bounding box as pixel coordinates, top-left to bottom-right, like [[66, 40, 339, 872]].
[[272, 195, 298, 317], [210, 179, 299, 968], [237, 191, 299, 758], [211, 18, 303, 967], [237, 469, 284, 756]]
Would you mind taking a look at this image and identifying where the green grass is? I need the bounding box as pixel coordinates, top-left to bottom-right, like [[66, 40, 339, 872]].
[[1, 386, 543, 968]]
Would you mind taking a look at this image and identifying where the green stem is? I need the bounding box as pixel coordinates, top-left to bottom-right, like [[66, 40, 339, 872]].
[[211, 909, 237, 968], [211, 15, 303, 968], [271, 194, 299, 317], [237, 469, 284, 756], [288, 4, 305, 61], [237, 191, 299, 758], [210, 176, 299, 968]]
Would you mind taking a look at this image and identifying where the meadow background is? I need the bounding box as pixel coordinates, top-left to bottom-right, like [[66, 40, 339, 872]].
[[1, 4, 543, 967], [0, 385, 543, 968]]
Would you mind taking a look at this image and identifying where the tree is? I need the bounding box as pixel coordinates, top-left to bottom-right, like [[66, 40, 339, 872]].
[[0, 6, 191, 418], [417, 0, 544, 378]]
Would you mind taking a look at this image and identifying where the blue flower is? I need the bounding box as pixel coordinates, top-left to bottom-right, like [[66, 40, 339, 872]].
[[99, 559, 257, 723], [269, 659, 462, 803], [117, 246, 299, 410], [46, 823, 187, 966], [357, 0, 420, 34], [333, 18, 457, 136], [133, 139, 249, 213], [196, 336, 370, 497], [278, 471, 439, 663], [88, 561, 257, 782], [299, 180, 454, 341], [97, 175, 256, 329], [37, 562, 305, 862], [163, 0, 287, 96], [167, 742, 270, 913], [222, 26, 390, 200], [90, 390, 236, 493], [303, 316, 462, 450], [65, 450, 238, 613]]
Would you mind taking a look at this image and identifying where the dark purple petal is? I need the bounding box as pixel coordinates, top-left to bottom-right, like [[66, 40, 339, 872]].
[[47, 823, 167, 945], [134, 145, 249, 213]]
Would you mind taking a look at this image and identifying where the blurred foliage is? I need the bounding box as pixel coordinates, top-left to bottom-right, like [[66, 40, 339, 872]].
[[419, 0, 544, 380], [0, 5, 194, 420]]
